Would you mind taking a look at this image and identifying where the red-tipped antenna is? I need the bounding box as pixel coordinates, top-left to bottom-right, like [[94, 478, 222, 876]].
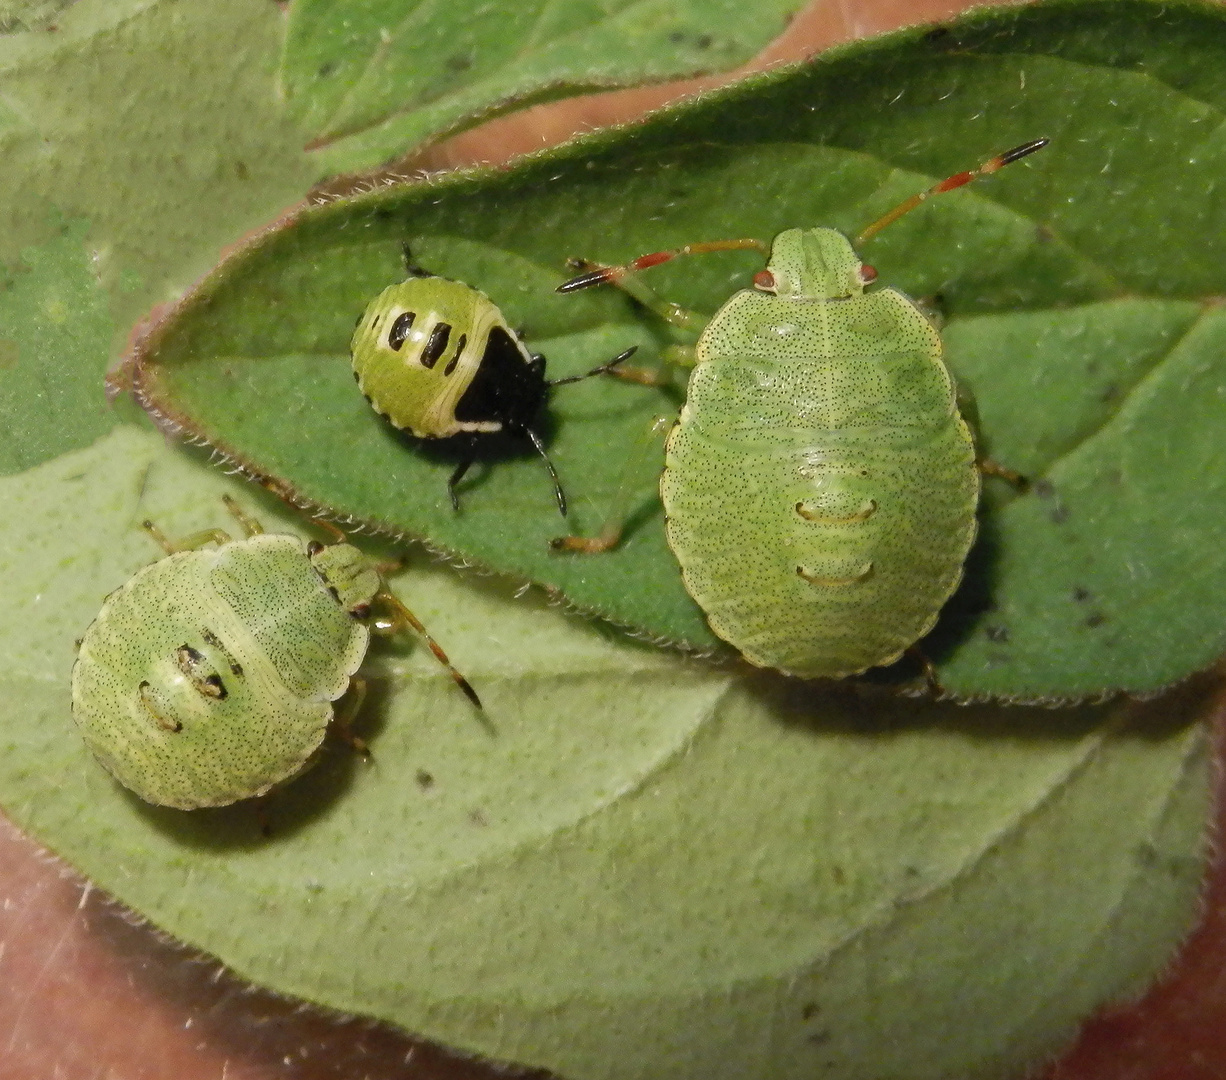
[[855, 138, 1049, 244], [557, 239, 769, 293]]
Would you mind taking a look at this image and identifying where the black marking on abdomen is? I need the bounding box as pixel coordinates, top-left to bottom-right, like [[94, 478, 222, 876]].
[[138, 681, 184, 732], [176, 644, 228, 700], [443, 333, 466, 376], [388, 311, 416, 351], [201, 627, 244, 676], [421, 322, 452, 369]]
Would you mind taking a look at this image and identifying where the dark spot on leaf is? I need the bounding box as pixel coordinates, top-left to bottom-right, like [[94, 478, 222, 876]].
[[669, 31, 684, 43], [801, 1002, 820, 1020], [446, 53, 472, 72], [468, 808, 489, 826], [415, 769, 435, 790], [1086, 612, 1108, 628], [318, 61, 336, 78], [234, 160, 249, 181], [696, 34, 713, 49], [831, 865, 846, 885], [1072, 586, 1092, 602], [1032, 479, 1055, 499], [808, 1030, 832, 1046], [1100, 383, 1119, 402], [985, 625, 1010, 643]]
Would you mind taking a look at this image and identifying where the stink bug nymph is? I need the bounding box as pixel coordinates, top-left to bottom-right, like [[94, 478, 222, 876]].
[[70, 496, 480, 810], [350, 249, 636, 515], [554, 140, 1048, 681]]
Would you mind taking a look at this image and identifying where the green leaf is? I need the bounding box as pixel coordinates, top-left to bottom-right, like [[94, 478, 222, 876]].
[[0, 216, 115, 473], [282, 0, 801, 174], [130, 0, 1226, 701], [0, 0, 319, 456], [0, 0, 76, 33], [0, 424, 1211, 1080]]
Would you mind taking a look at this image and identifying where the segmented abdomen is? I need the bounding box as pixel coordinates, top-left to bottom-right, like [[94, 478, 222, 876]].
[[662, 350, 978, 679]]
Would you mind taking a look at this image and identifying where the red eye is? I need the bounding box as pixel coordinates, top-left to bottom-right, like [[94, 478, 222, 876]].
[[754, 270, 775, 290], [859, 264, 878, 284]]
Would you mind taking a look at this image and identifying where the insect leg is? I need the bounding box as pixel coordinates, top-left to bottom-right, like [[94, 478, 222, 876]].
[[401, 243, 432, 278], [331, 675, 371, 757], [905, 645, 945, 698], [221, 494, 265, 537], [979, 458, 1029, 490], [372, 590, 482, 710], [550, 416, 672, 554], [522, 427, 568, 516], [954, 384, 1029, 489], [447, 458, 476, 511], [141, 520, 232, 555]]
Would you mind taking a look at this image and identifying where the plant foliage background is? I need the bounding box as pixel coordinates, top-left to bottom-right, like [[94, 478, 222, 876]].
[[0, 2, 1224, 1079]]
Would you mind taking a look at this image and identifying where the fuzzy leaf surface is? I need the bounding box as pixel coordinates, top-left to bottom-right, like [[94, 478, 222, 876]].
[[0, 425, 1211, 1080], [0, 0, 318, 476], [133, 0, 1226, 700], [282, 0, 800, 174]]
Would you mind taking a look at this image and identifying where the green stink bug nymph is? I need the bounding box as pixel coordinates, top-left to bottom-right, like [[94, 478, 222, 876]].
[[555, 140, 1048, 682], [71, 496, 479, 810], [350, 251, 635, 515]]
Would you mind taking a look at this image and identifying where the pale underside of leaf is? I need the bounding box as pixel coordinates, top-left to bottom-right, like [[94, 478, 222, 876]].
[[0, 425, 1212, 1080]]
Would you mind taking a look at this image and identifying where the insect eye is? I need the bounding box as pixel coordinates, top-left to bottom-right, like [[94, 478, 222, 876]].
[[753, 270, 776, 291], [859, 264, 878, 285]]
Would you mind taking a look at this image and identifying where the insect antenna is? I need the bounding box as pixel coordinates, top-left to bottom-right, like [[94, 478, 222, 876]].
[[856, 138, 1049, 244], [547, 346, 638, 387], [557, 239, 769, 293], [522, 427, 568, 516], [401, 243, 432, 278]]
